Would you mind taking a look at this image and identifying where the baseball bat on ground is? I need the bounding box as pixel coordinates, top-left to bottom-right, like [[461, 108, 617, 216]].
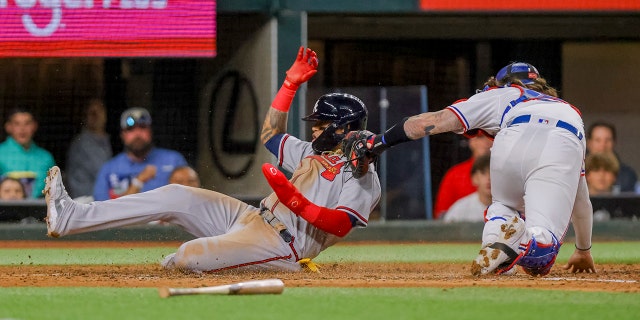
[[158, 279, 285, 298]]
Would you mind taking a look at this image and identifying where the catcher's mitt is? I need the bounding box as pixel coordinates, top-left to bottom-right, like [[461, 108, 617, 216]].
[[341, 130, 375, 179]]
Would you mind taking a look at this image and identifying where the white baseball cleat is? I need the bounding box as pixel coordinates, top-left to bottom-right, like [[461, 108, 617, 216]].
[[471, 216, 527, 276], [161, 253, 177, 270], [43, 166, 71, 238]]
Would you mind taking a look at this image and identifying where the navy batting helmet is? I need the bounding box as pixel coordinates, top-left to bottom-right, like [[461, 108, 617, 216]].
[[496, 62, 540, 85], [302, 93, 368, 153]]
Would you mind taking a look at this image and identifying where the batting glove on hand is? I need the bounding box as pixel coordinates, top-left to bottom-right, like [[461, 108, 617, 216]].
[[284, 47, 318, 88], [262, 163, 310, 211]]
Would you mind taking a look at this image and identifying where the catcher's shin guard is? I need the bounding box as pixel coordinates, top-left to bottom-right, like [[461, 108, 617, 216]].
[[516, 233, 561, 276]]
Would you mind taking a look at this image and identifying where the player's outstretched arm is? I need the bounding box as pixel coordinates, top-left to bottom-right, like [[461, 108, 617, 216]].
[[261, 163, 353, 237], [350, 109, 463, 157], [261, 46, 318, 145]]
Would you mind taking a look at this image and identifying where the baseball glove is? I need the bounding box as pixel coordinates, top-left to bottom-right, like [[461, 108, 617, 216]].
[[341, 130, 375, 179]]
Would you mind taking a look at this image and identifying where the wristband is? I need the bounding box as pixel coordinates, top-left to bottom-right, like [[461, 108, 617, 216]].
[[382, 117, 412, 146], [575, 244, 591, 251], [271, 80, 299, 112], [131, 178, 144, 189]]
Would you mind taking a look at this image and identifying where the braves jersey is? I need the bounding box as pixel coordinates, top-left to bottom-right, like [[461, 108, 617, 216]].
[[262, 134, 381, 259]]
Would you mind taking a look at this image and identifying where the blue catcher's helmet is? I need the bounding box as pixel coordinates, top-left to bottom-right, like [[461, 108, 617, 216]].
[[302, 93, 368, 154], [496, 62, 540, 85]]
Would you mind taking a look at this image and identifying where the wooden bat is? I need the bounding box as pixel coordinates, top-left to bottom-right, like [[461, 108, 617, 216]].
[[158, 279, 284, 298]]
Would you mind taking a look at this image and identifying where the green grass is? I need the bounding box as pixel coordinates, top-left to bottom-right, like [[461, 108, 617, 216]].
[[1, 287, 638, 320], [0, 247, 175, 265], [1, 242, 638, 320], [1, 242, 639, 265]]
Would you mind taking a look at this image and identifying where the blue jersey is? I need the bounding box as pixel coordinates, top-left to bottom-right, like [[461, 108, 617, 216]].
[[93, 148, 187, 200]]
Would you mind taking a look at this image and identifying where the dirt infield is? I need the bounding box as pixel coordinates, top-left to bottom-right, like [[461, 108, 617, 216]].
[[2, 241, 638, 292]]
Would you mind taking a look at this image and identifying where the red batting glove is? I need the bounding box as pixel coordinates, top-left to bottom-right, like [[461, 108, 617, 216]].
[[262, 163, 310, 210], [284, 47, 318, 87], [271, 47, 319, 112], [261, 163, 353, 237]]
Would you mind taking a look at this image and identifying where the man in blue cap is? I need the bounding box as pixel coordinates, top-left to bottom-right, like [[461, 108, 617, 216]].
[[93, 107, 187, 200], [343, 62, 595, 277]]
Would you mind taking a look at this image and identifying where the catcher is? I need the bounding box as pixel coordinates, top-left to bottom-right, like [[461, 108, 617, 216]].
[[343, 62, 596, 276]]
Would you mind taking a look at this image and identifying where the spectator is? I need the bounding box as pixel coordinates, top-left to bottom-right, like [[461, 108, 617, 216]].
[[586, 121, 637, 192], [66, 99, 113, 199], [0, 177, 27, 200], [434, 133, 493, 219], [443, 153, 491, 223], [0, 107, 55, 198], [93, 107, 187, 200], [169, 166, 201, 188], [585, 152, 619, 196]]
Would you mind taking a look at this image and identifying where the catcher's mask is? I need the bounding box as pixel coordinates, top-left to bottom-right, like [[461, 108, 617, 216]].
[[302, 93, 368, 154], [496, 62, 540, 85]]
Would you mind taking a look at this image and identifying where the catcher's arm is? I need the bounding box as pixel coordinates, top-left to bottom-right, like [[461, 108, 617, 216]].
[[360, 109, 462, 156], [261, 47, 318, 144], [563, 176, 596, 273], [261, 163, 353, 237]]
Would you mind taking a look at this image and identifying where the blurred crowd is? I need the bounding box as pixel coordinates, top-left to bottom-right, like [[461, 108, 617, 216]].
[[0, 102, 200, 204], [1, 103, 638, 223]]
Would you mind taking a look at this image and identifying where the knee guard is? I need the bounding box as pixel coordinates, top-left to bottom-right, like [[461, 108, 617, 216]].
[[516, 233, 561, 276]]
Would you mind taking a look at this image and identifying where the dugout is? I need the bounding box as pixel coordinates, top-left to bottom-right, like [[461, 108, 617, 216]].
[[1, 1, 640, 220]]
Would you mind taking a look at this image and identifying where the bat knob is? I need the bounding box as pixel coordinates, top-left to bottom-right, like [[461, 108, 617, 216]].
[[158, 287, 171, 298]]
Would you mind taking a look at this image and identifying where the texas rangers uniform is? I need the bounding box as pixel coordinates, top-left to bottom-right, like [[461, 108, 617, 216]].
[[46, 134, 380, 273], [447, 85, 591, 248]]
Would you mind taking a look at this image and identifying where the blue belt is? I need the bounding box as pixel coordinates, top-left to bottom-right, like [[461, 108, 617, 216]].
[[508, 114, 584, 140]]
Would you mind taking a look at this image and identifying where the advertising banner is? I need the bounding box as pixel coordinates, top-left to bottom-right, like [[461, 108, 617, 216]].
[[0, 0, 216, 57], [420, 0, 640, 11]]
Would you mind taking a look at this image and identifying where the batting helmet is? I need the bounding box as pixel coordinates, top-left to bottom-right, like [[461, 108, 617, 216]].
[[496, 62, 540, 85], [302, 93, 368, 153]]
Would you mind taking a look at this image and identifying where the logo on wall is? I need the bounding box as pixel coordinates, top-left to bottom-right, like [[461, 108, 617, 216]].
[[208, 70, 260, 179], [5, 0, 168, 37], [0, 0, 216, 57]]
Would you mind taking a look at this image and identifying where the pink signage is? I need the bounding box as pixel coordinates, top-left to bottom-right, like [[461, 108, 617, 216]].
[[0, 0, 216, 57]]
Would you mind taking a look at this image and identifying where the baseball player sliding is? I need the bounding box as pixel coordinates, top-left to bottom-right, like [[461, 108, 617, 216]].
[[43, 47, 380, 273], [344, 62, 595, 276]]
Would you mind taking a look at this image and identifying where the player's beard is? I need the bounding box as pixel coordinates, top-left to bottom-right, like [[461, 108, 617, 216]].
[[125, 139, 153, 159]]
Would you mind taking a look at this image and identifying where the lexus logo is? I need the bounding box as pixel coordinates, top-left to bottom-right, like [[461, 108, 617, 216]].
[[208, 70, 260, 179]]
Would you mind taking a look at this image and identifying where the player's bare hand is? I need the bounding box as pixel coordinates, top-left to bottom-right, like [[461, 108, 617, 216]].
[[285, 47, 318, 86], [563, 248, 596, 273], [138, 165, 157, 182]]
